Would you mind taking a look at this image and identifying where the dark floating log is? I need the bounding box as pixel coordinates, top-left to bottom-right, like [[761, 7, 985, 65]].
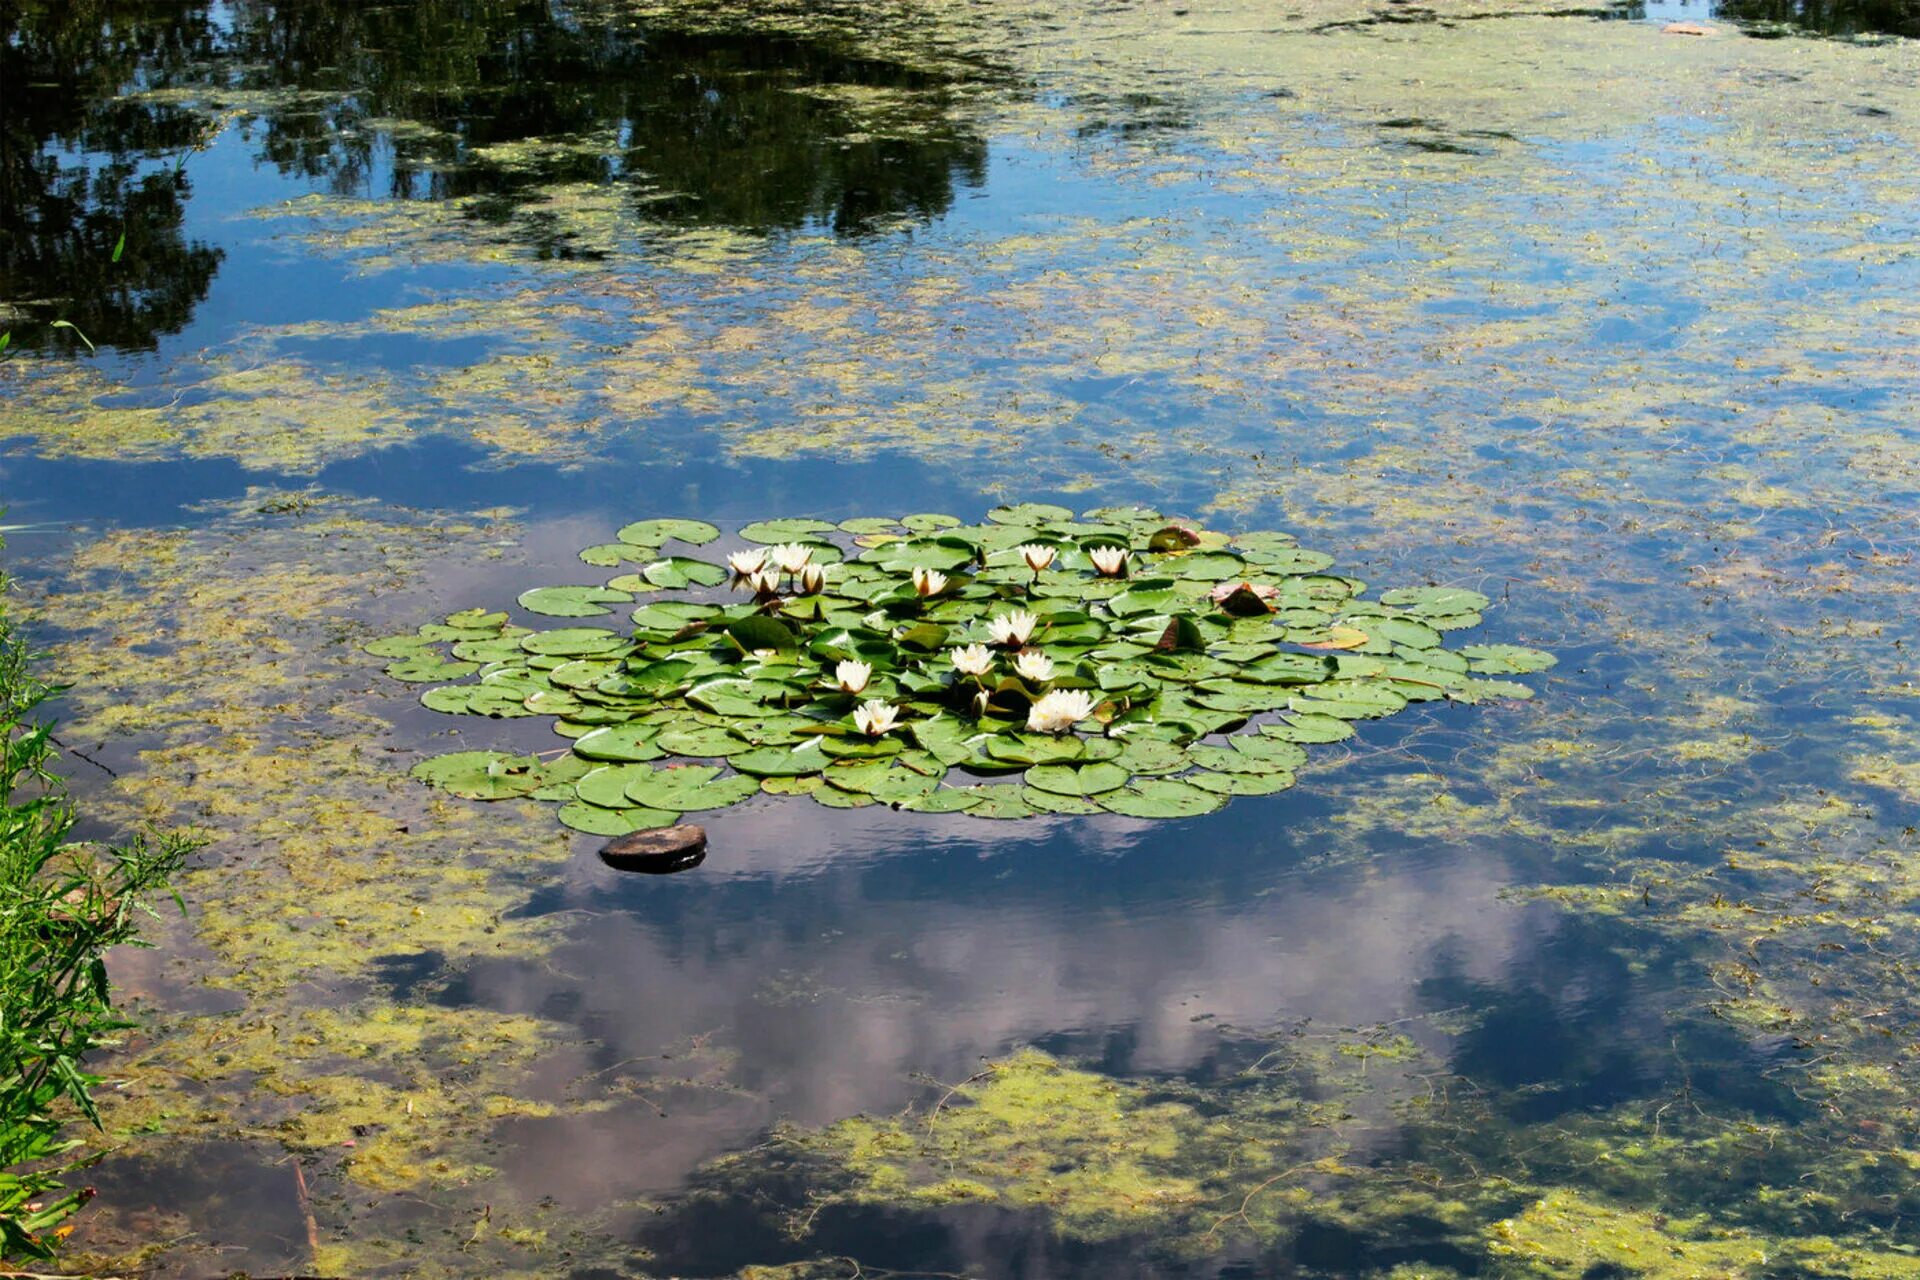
[[599, 825, 708, 875]]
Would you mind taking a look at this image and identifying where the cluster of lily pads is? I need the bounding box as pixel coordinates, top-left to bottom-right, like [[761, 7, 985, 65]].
[[373, 505, 1552, 832]]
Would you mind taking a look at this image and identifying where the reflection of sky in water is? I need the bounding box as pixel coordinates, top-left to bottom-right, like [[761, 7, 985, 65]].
[[468, 818, 1536, 1203]]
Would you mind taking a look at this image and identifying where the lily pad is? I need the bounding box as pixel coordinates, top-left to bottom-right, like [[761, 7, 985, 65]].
[[559, 802, 676, 835], [617, 518, 720, 546], [521, 628, 628, 657], [625, 765, 760, 812], [730, 741, 832, 777], [411, 751, 543, 800], [1184, 770, 1296, 796], [395, 510, 1550, 828], [519, 585, 633, 618], [1460, 644, 1558, 675], [642, 557, 728, 590], [1097, 779, 1225, 819], [1024, 761, 1130, 796], [572, 724, 666, 763]]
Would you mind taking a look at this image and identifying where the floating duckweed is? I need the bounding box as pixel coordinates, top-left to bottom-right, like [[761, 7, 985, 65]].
[[385, 509, 1552, 825]]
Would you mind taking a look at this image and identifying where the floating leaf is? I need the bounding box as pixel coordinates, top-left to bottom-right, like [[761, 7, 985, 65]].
[[1262, 714, 1355, 744], [519, 585, 633, 618], [1020, 789, 1104, 815], [1024, 761, 1130, 796], [901, 787, 985, 813], [625, 765, 759, 812], [730, 741, 831, 777], [642, 556, 728, 590], [395, 511, 1549, 826], [558, 802, 675, 835], [961, 786, 1039, 820], [1459, 644, 1558, 675], [572, 724, 665, 762], [654, 724, 752, 757], [1184, 770, 1295, 796], [386, 656, 481, 682], [411, 751, 543, 800], [617, 518, 719, 546], [1098, 779, 1225, 819], [1379, 586, 1491, 616], [521, 628, 628, 657]]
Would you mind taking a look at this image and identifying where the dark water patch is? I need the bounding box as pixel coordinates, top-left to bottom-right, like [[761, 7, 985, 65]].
[[1716, 0, 1920, 37]]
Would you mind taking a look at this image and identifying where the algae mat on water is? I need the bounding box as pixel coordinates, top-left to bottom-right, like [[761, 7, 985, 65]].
[[385, 506, 1550, 831]]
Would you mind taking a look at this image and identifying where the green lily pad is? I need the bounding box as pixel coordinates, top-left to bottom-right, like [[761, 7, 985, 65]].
[[811, 785, 875, 808], [1020, 789, 1105, 815], [1024, 761, 1130, 796], [625, 765, 760, 812], [411, 751, 543, 800], [558, 802, 676, 835], [420, 684, 537, 717], [1097, 779, 1225, 819], [824, 762, 944, 804], [365, 634, 439, 659], [617, 518, 720, 546], [642, 557, 728, 590], [1290, 682, 1409, 719], [985, 734, 1086, 766], [394, 510, 1550, 829], [986, 502, 1075, 525], [899, 787, 985, 813], [654, 724, 752, 757], [1184, 770, 1296, 796], [386, 656, 481, 682], [730, 741, 831, 777], [1379, 586, 1491, 617], [572, 724, 665, 763], [1112, 736, 1189, 776], [521, 628, 628, 657], [519, 585, 633, 618], [1459, 644, 1558, 675], [961, 786, 1039, 820], [576, 764, 664, 809], [1262, 714, 1355, 744]]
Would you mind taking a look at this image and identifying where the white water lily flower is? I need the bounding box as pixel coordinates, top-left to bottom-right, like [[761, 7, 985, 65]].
[[853, 700, 900, 737], [1027, 688, 1095, 735], [834, 660, 872, 694], [798, 562, 827, 595], [746, 568, 781, 595], [911, 566, 948, 597], [986, 609, 1039, 648], [727, 548, 769, 577], [1019, 543, 1057, 572], [950, 644, 994, 676], [771, 542, 813, 574], [1013, 651, 1055, 683], [1089, 546, 1130, 577]]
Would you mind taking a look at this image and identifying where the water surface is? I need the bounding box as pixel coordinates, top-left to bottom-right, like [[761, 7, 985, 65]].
[[7, 0, 1920, 1276]]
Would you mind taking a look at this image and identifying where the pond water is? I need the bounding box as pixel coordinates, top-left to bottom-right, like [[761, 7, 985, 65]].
[[7, 0, 1920, 1276]]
